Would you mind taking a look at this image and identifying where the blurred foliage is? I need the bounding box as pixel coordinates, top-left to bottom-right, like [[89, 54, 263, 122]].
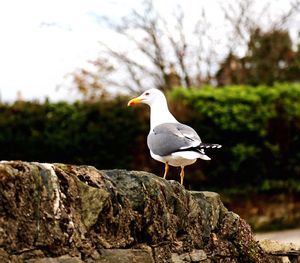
[[70, 58, 115, 101], [170, 83, 300, 189], [0, 97, 142, 169], [0, 83, 300, 191], [216, 30, 300, 86]]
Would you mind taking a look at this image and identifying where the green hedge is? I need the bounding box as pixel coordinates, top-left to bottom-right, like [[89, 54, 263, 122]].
[[170, 83, 300, 189], [0, 98, 142, 169], [0, 84, 299, 190]]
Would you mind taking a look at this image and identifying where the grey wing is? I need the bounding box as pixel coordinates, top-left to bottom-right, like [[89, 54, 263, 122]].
[[147, 123, 202, 156]]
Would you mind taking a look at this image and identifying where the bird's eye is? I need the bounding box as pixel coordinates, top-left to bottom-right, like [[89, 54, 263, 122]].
[[145, 92, 150, 96]]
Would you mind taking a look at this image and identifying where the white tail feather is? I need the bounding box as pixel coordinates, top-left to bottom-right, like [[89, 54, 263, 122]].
[[172, 151, 211, 161], [199, 154, 211, 160]]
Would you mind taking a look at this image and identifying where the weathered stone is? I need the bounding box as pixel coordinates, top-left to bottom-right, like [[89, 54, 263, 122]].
[[171, 253, 182, 263], [189, 249, 207, 262], [190, 191, 227, 241], [179, 252, 191, 261], [259, 240, 300, 263], [171, 252, 190, 263], [27, 255, 83, 263], [0, 161, 287, 262], [97, 249, 154, 263], [259, 239, 300, 254]]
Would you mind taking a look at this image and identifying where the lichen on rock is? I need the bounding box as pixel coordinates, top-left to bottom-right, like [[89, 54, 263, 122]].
[[0, 161, 291, 262]]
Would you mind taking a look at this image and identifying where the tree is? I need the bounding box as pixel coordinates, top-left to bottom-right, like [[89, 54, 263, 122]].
[[69, 58, 115, 101], [69, 0, 300, 99], [216, 0, 300, 86], [69, 0, 219, 98], [216, 29, 300, 86], [100, 1, 218, 93]]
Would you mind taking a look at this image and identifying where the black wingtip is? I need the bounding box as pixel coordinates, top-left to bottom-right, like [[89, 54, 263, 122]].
[[199, 143, 222, 149]]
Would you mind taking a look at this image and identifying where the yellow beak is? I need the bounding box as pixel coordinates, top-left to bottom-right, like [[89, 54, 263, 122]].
[[127, 97, 143, 107]]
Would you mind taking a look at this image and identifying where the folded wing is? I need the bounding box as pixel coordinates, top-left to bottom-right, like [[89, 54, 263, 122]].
[[147, 123, 202, 156]]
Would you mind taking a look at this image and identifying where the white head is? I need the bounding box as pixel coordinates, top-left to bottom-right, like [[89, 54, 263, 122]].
[[128, 88, 178, 129], [127, 88, 167, 107]]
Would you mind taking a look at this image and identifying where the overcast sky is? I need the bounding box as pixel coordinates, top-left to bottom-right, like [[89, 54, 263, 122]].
[[0, 0, 298, 102]]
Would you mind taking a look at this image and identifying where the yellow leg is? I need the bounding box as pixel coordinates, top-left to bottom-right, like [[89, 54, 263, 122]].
[[163, 162, 169, 179], [180, 166, 185, 185]]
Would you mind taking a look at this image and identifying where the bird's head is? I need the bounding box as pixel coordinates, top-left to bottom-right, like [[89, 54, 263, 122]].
[[127, 88, 166, 107]]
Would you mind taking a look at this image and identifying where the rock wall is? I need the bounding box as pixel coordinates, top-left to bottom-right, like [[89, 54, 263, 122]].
[[0, 161, 296, 262]]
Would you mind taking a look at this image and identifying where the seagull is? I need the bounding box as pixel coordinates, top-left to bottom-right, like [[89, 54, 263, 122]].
[[128, 88, 221, 185]]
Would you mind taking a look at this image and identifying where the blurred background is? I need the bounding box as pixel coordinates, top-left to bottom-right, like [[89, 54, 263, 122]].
[[0, 0, 300, 239]]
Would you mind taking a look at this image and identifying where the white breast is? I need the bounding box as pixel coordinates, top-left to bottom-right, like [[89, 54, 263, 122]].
[[150, 150, 198, 167]]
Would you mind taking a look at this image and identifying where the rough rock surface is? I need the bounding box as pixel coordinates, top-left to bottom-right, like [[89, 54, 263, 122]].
[[259, 240, 300, 263], [0, 161, 295, 262]]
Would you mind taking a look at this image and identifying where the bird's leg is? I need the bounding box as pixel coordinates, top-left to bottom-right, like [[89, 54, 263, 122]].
[[180, 166, 185, 185], [163, 162, 169, 179]]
